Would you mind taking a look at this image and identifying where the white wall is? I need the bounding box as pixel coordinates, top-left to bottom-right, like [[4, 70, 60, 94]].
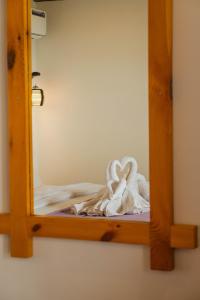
[[34, 0, 148, 185], [0, 1, 200, 299]]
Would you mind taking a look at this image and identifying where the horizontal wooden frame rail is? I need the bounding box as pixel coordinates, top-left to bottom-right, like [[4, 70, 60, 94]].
[[0, 214, 11, 235], [5, 0, 198, 271], [0, 214, 197, 249]]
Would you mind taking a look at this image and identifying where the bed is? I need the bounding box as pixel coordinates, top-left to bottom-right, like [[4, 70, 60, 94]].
[[34, 183, 150, 222]]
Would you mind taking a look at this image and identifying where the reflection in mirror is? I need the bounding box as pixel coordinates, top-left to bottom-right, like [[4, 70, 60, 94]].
[[32, 0, 150, 221]]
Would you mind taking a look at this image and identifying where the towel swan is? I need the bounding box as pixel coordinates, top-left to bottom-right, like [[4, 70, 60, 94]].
[[120, 156, 149, 214], [105, 156, 149, 216], [70, 156, 150, 217]]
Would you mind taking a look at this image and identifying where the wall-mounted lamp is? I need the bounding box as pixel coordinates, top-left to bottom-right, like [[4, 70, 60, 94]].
[[32, 72, 44, 106], [32, 85, 44, 106]]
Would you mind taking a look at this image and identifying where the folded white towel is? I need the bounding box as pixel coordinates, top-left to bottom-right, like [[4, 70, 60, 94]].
[[34, 183, 103, 209]]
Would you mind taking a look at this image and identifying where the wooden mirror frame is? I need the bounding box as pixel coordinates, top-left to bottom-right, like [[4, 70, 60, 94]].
[[0, 0, 197, 271]]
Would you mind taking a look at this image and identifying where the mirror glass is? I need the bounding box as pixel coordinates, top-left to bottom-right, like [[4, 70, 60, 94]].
[[32, 0, 150, 221]]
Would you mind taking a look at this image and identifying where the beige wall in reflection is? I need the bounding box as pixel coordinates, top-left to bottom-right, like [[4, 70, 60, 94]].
[[33, 0, 148, 185]]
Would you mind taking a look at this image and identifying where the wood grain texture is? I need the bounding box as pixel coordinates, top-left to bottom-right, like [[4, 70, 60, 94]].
[[27, 216, 197, 250], [0, 213, 197, 250], [149, 0, 174, 270], [6, 0, 198, 269], [0, 214, 11, 234], [7, 0, 33, 257], [171, 225, 198, 249], [28, 216, 150, 245]]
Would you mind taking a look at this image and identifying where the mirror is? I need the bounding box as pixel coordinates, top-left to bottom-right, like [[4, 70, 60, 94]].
[[9, 0, 190, 270], [32, 0, 150, 221]]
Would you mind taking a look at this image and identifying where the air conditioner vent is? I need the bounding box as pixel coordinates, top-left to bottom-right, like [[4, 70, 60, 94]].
[[32, 8, 47, 39]]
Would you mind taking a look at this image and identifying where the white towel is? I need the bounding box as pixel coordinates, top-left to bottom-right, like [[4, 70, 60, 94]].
[[69, 156, 150, 216], [34, 183, 103, 209]]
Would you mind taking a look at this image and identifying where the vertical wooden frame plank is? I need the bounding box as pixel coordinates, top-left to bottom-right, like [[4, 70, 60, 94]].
[[7, 0, 33, 257], [149, 0, 174, 270]]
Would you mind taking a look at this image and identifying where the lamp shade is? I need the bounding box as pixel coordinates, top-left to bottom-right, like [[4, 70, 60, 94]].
[[32, 85, 44, 106]]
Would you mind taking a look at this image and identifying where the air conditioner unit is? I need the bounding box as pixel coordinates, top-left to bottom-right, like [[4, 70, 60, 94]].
[[32, 8, 47, 39]]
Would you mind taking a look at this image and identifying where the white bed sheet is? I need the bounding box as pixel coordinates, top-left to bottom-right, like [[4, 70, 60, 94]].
[[34, 183, 103, 214]]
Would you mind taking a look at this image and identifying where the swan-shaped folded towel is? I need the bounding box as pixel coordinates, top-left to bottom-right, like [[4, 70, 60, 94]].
[[69, 156, 150, 217]]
